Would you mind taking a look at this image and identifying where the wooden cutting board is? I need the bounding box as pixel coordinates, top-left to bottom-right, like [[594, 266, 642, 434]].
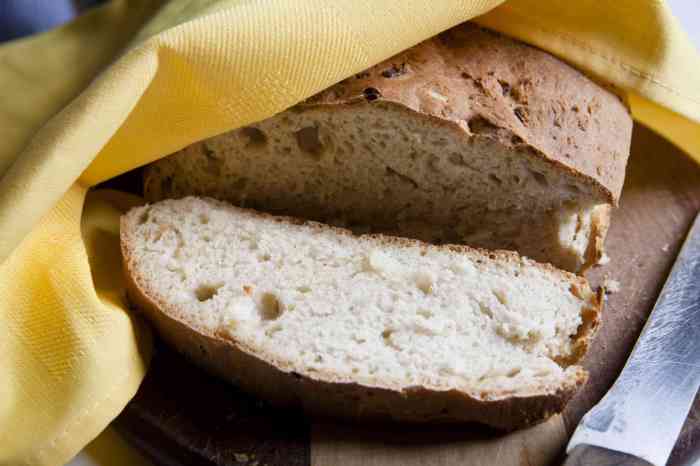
[[113, 123, 700, 466]]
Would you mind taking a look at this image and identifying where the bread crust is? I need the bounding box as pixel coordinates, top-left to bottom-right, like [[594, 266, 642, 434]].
[[306, 23, 632, 205], [121, 201, 602, 430]]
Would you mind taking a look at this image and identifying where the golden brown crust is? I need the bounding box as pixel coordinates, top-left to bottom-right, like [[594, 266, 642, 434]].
[[120, 202, 601, 430], [306, 23, 632, 205]]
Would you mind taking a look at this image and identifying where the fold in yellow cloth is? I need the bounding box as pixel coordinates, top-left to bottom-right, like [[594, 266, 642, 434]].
[[0, 1, 698, 464]]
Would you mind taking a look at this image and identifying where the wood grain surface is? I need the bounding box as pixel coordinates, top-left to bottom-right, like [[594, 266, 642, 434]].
[[562, 445, 652, 466], [113, 123, 700, 466], [310, 417, 567, 466]]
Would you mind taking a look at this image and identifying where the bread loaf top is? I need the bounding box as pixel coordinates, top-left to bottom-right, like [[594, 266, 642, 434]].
[[307, 23, 632, 204]]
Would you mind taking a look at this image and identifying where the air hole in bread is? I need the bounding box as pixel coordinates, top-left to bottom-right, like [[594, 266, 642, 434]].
[[195, 283, 223, 302], [259, 292, 283, 320], [259, 253, 271, 262], [138, 208, 151, 225], [478, 302, 493, 318], [514, 107, 528, 125], [199, 214, 209, 224], [241, 127, 268, 148], [297, 285, 311, 293], [467, 116, 498, 135], [493, 289, 508, 306], [489, 174, 503, 185], [386, 166, 419, 189], [507, 367, 521, 378], [529, 170, 549, 187], [295, 126, 324, 159], [413, 271, 435, 294]]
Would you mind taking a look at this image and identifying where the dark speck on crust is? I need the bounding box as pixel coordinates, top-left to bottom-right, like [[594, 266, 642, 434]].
[[381, 63, 407, 78], [363, 87, 381, 101]]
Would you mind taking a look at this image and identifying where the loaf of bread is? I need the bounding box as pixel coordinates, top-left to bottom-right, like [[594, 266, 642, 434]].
[[143, 23, 632, 272], [121, 197, 601, 429]]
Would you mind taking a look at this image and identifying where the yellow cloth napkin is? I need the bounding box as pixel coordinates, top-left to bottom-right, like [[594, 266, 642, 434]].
[[0, 1, 698, 464]]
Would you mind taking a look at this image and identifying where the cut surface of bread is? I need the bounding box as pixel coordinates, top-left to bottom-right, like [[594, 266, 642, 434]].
[[143, 22, 631, 272], [122, 197, 601, 429]]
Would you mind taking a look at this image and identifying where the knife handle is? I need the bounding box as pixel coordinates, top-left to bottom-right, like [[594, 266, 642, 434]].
[[563, 445, 654, 466]]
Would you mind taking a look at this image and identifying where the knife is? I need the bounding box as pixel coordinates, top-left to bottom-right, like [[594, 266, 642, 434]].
[[564, 212, 700, 466]]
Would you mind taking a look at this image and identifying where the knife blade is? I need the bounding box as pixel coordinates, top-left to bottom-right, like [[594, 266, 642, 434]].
[[565, 212, 700, 466]]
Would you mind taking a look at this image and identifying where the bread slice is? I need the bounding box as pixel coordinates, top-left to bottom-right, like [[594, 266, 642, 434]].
[[143, 23, 631, 272], [121, 197, 601, 429]]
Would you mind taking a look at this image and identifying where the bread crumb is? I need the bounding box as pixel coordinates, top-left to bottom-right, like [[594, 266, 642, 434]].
[[661, 243, 670, 252], [597, 253, 610, 265], [234, 453, 249, 462], [604, 278, 620, 294]]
